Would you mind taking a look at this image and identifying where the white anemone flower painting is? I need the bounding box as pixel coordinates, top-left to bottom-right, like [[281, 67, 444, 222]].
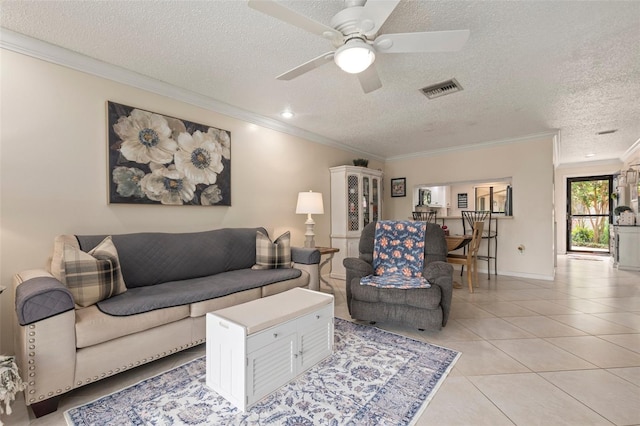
[[174, 131, 223, 185], [113, 109, 177, 164], [108, 101, 231, 205], [139, 164, 196, 205]]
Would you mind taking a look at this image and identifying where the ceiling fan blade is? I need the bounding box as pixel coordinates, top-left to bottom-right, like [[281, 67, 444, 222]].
[[357, 64, 382, 94], [276, 52, 335, 81], [374, 29, 470, 53], [248, 0, 343, 43], [360, 0, 401, 37]]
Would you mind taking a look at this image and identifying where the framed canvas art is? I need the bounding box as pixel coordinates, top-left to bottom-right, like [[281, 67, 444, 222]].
[[107, 101, 231, 206], [458, 193, 468, 208], [391, 178, 406, 197]]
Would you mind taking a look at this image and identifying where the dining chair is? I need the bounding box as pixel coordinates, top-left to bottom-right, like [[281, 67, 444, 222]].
[[412, 211, 437, 222], [447, 221, 484, 292], [461, 210, 498, 279]]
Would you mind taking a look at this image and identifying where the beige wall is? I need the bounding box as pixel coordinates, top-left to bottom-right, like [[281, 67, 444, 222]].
[[2, 46, 605, 355], [383, 137, 556, 280], [0, 50, 370, 354]]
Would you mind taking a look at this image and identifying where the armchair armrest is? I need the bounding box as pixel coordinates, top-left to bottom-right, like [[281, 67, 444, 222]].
[[15, 271, 74, 326], [343, 257, 373, 277], [343, 257, 374, 311], [423, 261, 454, 326], [291, 247, 320, 264]]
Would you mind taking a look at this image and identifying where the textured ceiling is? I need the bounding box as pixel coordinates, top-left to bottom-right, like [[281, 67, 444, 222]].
[[2, 0, 639, 165]]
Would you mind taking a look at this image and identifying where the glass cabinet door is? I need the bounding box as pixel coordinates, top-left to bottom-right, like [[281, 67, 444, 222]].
[[372, 177, 379, 221], [347, 174, 360, 231], [363, 176, 370, 227]]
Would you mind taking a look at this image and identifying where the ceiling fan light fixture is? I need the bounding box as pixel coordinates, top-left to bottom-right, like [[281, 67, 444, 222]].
[[334, 39, 375, 74]]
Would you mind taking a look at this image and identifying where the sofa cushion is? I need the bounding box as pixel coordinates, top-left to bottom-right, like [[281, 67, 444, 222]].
[[252, 231, 292, 269], [75, 304, 190, 348], [261, 275, 309, 297], [190, 287, 262, 318], [350, 282, 442, 310], [62, 236, 127, 307], [96, 268, 302, 316], [77, 228, 265, 288]]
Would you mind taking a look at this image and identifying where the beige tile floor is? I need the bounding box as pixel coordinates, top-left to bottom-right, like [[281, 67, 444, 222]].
[[3, 255, 639, 425]]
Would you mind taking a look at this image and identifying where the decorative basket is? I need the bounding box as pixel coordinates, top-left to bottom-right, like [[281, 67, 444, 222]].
[[618, 211, 636, 226]]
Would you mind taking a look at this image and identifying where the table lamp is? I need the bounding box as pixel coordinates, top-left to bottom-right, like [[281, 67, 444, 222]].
[[296, 190, 324, 248]]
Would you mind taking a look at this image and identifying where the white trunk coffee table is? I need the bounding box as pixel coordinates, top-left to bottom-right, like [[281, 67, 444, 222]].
[[206, 287, 334, 411]]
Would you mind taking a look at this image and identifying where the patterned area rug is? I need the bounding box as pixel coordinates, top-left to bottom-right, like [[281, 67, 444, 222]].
[[65, 319, 460, 426]]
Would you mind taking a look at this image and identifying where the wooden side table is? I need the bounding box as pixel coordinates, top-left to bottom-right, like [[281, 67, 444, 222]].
[[316, 247, 339, 291]]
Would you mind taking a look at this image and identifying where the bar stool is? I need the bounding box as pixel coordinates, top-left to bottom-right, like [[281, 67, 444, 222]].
[[461, 211, 498, 279], [412, 211, 437, 222]]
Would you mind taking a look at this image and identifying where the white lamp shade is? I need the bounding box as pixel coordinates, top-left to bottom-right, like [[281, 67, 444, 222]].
[[296, 191, 324, 215], [334, 39, 375, 74]]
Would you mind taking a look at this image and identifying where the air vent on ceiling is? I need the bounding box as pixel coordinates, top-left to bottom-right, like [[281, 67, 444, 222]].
[[420, 78, 463, 99]]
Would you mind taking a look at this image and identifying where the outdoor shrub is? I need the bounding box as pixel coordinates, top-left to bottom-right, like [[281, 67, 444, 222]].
[[599, 223, 610, 245], [571, 227, 594, 245]]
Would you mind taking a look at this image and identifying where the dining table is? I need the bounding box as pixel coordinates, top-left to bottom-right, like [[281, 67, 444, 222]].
[[445, 234, 473, 252]]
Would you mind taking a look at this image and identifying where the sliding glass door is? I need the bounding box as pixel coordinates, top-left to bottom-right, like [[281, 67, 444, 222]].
[[567, 176, 612, 253]]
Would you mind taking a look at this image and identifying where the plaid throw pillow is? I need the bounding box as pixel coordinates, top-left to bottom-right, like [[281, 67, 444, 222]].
[[252, 231, 292, 270], [61, 236, 127, 307]]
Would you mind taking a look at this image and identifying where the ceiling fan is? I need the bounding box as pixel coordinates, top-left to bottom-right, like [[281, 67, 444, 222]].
[[248, 0, 470, 93]]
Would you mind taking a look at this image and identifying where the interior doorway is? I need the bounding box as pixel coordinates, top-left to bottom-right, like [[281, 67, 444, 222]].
[[567, 175, 612, 253]]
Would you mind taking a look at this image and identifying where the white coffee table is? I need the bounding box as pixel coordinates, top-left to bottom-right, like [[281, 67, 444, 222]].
[[206, 287, 334, 411]]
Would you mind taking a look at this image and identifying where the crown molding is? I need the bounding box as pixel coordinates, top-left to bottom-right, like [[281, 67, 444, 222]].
[[554, 158, 623, 171], [385, 131, 559, 162], [0, 28, 383, 161], [622, 136, 640, 164], [4, 28, 627, 168]]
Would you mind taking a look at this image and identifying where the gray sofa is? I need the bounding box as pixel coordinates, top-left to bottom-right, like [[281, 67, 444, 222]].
[[13, 227, 319, 417], [343, 221, 454, 330]]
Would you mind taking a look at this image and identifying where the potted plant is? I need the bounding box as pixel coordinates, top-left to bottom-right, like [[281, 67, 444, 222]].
[[614, 205, 632, 215], [352, 159, 368, 167]]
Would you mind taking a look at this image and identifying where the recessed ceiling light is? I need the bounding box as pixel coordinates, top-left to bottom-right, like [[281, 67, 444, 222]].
[[280, 110, 294, 119], [596, 129, 617, 135], [585, 153, 595, 158]]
